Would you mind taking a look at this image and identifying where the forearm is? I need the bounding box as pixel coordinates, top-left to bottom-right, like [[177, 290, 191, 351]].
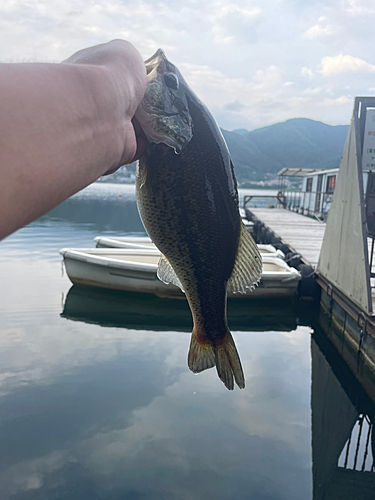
[[0, 42, 146, 240]]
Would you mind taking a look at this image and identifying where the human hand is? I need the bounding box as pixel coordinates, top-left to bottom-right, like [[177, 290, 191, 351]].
[[63, 40, 147, 172]]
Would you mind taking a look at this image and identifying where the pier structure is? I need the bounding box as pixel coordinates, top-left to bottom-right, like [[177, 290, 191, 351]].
[[247, 97, 375, 404], [315, 97, 375, 402], [249, 208, 325, 267]]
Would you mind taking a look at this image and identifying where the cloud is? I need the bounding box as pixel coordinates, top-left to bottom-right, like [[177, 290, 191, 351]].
[[179, 62, 286, 128], [0, 0, 369, 129], [320, 54, 375, 76], [319, 95, 352, 106], [213, 3, 262, 20], [304, 17, 333, 39], [210, 3, 262, 44], [302, 87, 323, 95], [346, 0, 375, 14], [179, 57, 353, 130], [301, 67, 315, 79]]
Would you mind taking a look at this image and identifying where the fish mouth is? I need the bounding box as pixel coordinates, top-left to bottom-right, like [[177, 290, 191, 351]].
[[145, 49, 166, 75]]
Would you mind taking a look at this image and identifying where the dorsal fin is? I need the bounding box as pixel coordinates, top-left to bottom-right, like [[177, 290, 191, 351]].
[[228, 222, 262, 293], [157, 254, 185, 292]]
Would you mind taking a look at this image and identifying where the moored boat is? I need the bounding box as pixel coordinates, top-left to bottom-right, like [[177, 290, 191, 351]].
[[94, 236, 285, 259], [60, 247, 300, 298]]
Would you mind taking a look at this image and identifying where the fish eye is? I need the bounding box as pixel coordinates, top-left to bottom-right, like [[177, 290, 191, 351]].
[[164, 73, 179, 90]]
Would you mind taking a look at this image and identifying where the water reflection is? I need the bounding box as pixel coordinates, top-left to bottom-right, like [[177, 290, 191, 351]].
[[62, 287, 306, 390], [0, 321, 313, 499], [311, 326, 375, 499], [338, 415, 375, 472], [62, 285, 300, 332]]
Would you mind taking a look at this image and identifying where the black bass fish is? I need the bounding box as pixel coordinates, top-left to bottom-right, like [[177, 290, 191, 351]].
[[135, 50, 262, 390]]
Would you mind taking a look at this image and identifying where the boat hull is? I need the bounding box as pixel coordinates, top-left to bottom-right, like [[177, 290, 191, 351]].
[[60, 249, 299, 299]]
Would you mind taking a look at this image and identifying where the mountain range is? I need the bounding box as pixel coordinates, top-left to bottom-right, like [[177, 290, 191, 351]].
[[106, 118, 349, 185], [221, 118, 348, 183]]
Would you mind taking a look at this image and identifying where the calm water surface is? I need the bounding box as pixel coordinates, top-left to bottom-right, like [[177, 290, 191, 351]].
[[0, 183, 372, 499]]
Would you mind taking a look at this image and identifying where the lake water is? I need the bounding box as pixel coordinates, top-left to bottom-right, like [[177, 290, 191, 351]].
[[0, 183, 373, 499]]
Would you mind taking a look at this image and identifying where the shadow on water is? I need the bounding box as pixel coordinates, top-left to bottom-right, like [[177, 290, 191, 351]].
[[62, 285, 303, 333]]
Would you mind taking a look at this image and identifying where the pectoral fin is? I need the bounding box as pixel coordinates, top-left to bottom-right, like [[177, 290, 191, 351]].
[[157, 255, 185, 292], [228, 222, 262, 294]]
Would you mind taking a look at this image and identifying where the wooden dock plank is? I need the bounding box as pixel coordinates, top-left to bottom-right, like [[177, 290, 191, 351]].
[[250, 208, 326, 267]]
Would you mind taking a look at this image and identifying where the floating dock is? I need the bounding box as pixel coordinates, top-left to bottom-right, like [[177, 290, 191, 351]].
[[250, 208, 326, 267]]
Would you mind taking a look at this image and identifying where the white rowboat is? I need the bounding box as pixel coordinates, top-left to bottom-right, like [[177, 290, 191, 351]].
[[60, 247, 300, 298]]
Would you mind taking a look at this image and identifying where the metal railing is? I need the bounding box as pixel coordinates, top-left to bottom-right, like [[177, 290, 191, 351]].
[[282, 189, 334, 220], [243, 192, 287, 209], [242, 189, 334, 219]]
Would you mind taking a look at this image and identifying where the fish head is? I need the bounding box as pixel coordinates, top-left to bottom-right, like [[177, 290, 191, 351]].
[[135, 49, 194, 154]]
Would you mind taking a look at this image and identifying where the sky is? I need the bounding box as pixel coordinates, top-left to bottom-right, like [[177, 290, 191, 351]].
[[1, 0, 375, 131]]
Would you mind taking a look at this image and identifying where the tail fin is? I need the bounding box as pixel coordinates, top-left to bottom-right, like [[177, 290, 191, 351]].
[[188, 329, 245, 390]]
